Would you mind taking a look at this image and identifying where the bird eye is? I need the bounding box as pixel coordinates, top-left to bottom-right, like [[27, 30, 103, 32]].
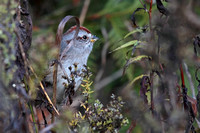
[[82, 35, 87, 40]]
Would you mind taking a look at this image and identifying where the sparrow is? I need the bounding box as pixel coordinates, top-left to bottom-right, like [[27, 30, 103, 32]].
[[43, 26, 98, 104]]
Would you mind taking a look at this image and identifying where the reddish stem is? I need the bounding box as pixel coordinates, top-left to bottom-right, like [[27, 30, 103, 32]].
[[159, 63, 164, 71], [150, 72, 154, 114], [127, 120, 137, 133], [149, 0, 153, 31], [180, 64, 185, 88]]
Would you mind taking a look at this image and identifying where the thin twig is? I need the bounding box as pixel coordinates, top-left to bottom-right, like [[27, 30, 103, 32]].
[[79, 0, 91, 26], [52, 16, 80, 122], [195, 118, 200, 128], [180, 64, 185, 88], [95, 69, 123, 91], [41, 109, 47, 127], [124, 20, 134, 37], [138, 0, 145, 7], [28, 65, 60, 116], [95, 27, 109, 82], [58, 61, 70, 83], [39, 123, 57, 133], [149, 0, 153, 31], [183, 62, 196, 99], [16, 25, 60, 128], [28, 102, 38, 133], [184, 0, 200, 30], [53, 63, 58, 121], [15, 4, 39, 132], [14, 30, 29, 80], [150, 72, 154, 114], [126, 120, 137, 133]]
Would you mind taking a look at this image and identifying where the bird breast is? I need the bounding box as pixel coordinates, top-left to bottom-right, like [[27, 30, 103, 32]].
[[45, 53, 89, 102]]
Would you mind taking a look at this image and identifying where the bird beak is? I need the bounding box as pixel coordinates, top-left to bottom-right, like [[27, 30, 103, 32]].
[[90, 35, 99, 43]]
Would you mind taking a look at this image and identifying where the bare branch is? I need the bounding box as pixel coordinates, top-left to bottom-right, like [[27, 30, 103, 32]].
[[95, 27, 110, 82], [79, 0, 91, 26]]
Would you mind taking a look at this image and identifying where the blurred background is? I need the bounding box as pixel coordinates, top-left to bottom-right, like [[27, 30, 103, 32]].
[[28, 0, 200, 132], [1, 0, 200, 132]]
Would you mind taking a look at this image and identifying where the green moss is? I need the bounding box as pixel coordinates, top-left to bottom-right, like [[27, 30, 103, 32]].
[[0, 0, 17, 86]]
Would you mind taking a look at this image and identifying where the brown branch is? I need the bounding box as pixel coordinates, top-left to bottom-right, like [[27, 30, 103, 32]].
[[95, 69, 123, 91], [126, 120, 137, 133], [15, 30, 29, 80], [15, 22, 60, 117], [95, 27, 109, 82], [149, 0, 153, 31], [184, 0, 200, 31], [28, 65, 60, 116], [138, 0, 145, 7], [39, 123, 57, 133], [150, 72, 154, 114], [52, 16, 80, 122], [79, 0, 91, 26], [180, 64, 185, 88], [15, 3, 30, 80]]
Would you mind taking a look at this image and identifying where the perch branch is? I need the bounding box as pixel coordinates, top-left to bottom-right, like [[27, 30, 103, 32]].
[[15, 27, 60, 116], [52, 16, 80, 121], [28, 65, 60, 116]]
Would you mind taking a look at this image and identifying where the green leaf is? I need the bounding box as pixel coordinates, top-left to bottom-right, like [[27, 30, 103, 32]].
[[130, 74, 149, 85], [125, 74, 149, 89], [110, 40, 140, 53], [124, 28, 143, 39], [127, 55, 151, 66], [123, 55, 151, 75]]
